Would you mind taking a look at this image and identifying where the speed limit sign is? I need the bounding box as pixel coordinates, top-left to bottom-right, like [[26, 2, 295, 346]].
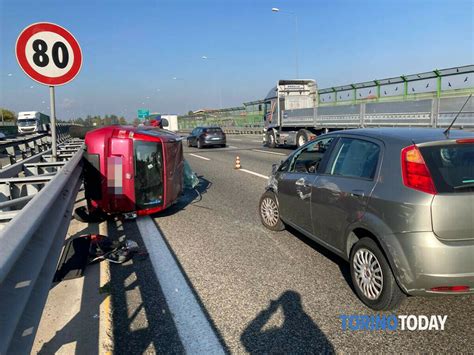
[[15, 22, 82, 161], [15, 22, 82, 86]]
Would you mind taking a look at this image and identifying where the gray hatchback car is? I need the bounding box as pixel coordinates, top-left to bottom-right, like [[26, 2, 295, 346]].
[[259, 128, 474, 310]]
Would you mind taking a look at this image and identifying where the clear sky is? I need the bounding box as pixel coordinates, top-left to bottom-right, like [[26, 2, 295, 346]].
[[0, 0, 473, 119]]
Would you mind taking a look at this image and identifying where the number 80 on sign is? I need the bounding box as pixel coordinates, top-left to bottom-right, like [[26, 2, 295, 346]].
[[16, 22, 82, 86]]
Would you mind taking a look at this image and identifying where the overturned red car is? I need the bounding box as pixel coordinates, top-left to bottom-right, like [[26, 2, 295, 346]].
[[83, 126, 184, 217]]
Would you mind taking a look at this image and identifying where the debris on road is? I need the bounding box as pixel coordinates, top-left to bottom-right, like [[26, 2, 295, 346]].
[[90, 235, 147, 265], [54, 234, 91, 282], [184, 159, 199, 189], [55, 233, 148, 283]]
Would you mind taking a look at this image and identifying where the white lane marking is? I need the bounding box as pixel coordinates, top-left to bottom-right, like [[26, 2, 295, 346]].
[[227, 138, 242, 141], [189, 153, 210, 161], [239, 168, 269, 180], [228, 146, 238, 149], [137, 217, 225, 354], [252, 149, 287, 156]]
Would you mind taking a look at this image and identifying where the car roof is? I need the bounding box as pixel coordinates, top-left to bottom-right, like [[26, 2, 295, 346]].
[[328, 127, 474, 144]]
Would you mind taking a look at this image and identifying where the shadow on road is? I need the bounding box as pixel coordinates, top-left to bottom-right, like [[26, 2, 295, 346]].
[[36, 222, 103, 354], [286, 225, 354, 294], [241, 290, 334, 354], [107, 215, 230, 354], [107, 220, 185, 354]]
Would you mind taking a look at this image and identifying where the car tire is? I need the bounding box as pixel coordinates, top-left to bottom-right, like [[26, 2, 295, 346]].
[[197, 139, 203, 149], [296, 129, 311, 148], [259, 191, 285, 231], [187, 139, 192, 147], [267, 131, 276, 149], [350, 237, 405, 310]]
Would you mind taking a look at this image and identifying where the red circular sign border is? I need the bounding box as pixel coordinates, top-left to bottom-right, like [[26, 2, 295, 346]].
[[15, 22, 82, 86]]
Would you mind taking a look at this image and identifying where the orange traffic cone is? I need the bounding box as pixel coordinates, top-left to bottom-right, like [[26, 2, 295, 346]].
[[235, 156, 241, 169]]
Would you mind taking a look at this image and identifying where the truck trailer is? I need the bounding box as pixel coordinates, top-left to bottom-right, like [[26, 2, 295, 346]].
[[263, 65, 474, 148]]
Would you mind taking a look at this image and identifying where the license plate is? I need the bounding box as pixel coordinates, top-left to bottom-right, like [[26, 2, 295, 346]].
[[211, 137, 220, 140]]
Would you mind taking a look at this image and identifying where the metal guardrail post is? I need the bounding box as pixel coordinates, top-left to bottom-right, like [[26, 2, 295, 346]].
[[0, 146, 83, 354]]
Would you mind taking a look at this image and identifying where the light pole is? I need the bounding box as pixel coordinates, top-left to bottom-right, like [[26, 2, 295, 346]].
[[201, 55, 223, 109], [272, 7, 299, 78]]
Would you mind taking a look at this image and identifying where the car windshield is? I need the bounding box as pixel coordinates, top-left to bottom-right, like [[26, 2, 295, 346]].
[[420, 143, 474, 193], [134, 140, 164, 209], [18, 119, 37, 127]]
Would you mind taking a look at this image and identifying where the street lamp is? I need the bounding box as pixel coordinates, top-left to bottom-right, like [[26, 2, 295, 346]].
[[271, 7, 299, 78]]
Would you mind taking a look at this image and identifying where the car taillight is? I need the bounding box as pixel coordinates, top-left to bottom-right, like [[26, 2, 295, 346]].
[[401, 145, 436, 195]]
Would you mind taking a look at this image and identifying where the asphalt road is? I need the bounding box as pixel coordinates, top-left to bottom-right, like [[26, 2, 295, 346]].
[[111, 135, 473, 354]]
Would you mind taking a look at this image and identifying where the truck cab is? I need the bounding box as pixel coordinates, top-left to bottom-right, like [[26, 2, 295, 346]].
[[17, 111, 49, 134]]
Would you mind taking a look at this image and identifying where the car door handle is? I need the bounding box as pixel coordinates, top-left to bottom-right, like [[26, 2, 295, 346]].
[[350, 189, 365, 197], [295, 178, 309, 188]]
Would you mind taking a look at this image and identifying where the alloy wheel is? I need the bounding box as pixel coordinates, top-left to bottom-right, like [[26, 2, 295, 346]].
[[260, 197, 279, 227], [353, 248, 384, 300]]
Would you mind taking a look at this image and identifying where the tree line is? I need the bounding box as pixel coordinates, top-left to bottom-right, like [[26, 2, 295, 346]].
[[69, 114, 128, 126], [0, 108, 16, 122]]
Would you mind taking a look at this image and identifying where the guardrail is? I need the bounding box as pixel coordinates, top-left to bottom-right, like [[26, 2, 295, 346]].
[[0, 140, 83, 354], [222, 127, 263, 135], [179, 127, 263, 135], [0, 124, 72, 170]]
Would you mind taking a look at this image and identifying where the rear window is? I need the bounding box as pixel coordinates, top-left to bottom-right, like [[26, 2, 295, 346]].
[[203, 128, 223, 133], [420, 143, 474, 193]]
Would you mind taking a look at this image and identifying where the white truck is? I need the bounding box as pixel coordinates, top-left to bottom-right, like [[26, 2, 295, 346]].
[[161, 114, 179, 132], [263, 65, 474, 147], [17, 111, 50, 134]]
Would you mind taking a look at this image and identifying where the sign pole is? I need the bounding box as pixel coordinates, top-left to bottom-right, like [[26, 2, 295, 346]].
[[49, 85, 57, 162]]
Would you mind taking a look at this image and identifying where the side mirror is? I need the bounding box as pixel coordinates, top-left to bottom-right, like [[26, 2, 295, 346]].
[[271, 163, 279, 174]]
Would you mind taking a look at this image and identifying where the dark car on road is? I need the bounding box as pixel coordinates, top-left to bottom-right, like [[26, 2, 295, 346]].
[[187, 126, 226, 148], [259, 128, 474, 310]]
